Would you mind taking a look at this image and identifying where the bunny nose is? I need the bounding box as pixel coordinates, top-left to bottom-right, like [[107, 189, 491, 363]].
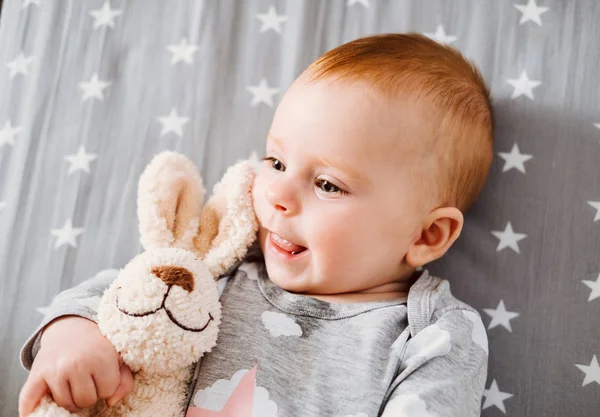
[[151, 265, 195, 293]]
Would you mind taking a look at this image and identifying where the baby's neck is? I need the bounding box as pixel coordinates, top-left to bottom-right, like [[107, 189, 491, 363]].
[[306, 271, 420, 304]]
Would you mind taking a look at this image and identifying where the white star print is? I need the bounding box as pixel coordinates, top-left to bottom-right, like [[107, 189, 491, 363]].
[[255, 6, 288, 34], [482, 380, 513, 413], [247, 78, 279, 107], [582, 274, 600, 302], [424, 25, 457, 45], [79, 73, 111, 102], [484, 300, 520, 332], [587, 201, 600, 222], [498, 143, 533, 173], [167, 38, 198, 65], [491, 222, 527, 254], [575, 355, 600, 386], [514, 0, 550, 26], [64, 145, 98, 175], [22, 0, 41, 8], [89, 1, 123, 29], [0, 120, 22, 148], [51, 218, 85, 249], [507, 71, 541, 100], [347, 0, 370, 7], [158, 109, 189, 137], [6, 52, 34, 79]]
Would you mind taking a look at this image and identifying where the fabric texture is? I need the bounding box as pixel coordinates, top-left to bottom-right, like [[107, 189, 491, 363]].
[[2, 1, 600, 416], [20, 249, 488, 417]]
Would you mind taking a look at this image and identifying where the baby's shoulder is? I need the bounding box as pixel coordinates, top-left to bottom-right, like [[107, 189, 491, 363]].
[[407, 270, 485, 337]]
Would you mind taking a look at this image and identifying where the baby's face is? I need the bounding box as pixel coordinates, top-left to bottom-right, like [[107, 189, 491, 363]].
[[252, 76, 432, 295]]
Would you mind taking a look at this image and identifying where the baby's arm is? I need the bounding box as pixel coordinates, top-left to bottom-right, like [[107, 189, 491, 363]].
[[18, 270, 133, 416], [20, 269, 117, 370], [380, 309, 488, 417]]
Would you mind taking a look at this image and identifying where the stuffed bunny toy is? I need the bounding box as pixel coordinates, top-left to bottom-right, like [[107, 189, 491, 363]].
[[29, 151, 259, 417]]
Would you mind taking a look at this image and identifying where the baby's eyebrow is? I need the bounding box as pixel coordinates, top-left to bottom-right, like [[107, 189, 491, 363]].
[[317, 155, 371, 185], [267, 133, 370, 185], [267, 133, 284, 149]]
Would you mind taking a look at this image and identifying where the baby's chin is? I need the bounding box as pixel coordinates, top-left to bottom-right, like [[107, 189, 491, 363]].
[[257, 226, 322, 294], [263, 258, 312, 294]]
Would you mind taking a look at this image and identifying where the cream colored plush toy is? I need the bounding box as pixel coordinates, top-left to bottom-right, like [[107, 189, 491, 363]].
[[30, 151, 259, 417]]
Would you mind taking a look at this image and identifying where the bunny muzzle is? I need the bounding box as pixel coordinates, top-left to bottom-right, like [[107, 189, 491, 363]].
[[97, 248, 222, 374], [115, 265, 215, 333]]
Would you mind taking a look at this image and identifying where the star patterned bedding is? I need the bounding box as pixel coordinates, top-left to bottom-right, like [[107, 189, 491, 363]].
[[1, 0, 599, 416]]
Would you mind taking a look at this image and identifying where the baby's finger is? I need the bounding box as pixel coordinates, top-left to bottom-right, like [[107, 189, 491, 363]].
[[18, 375, 48, 416], [70, 374, 98, 408], [47, 378, 78, 413], [106, 365, 134, 407], [93, 361, 121, 400]]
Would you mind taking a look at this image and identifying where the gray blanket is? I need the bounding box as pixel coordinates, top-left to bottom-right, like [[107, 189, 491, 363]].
[[1, 1, 599, 416]]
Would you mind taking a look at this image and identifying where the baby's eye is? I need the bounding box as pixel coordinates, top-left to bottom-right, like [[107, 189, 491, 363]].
[[315, 179, 346, 195], [262, 157, 286, 172]]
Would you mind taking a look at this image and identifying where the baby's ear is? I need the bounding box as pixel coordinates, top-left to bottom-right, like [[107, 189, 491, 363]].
[[137, 151, 206, 252], [193, 160, 259, 277], [405, 207, 464, 267]]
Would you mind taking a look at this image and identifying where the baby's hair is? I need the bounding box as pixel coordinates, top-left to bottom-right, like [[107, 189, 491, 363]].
[[304, 33, 494, 213]]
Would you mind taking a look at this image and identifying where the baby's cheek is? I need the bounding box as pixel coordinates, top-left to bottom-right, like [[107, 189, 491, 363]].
[[251, 176, 264, 213], [316, 216, 356, 251], [251, 177, 272, 242]]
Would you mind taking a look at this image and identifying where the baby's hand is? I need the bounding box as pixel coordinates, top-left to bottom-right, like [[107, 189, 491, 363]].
[[18, 316, 134, 416]]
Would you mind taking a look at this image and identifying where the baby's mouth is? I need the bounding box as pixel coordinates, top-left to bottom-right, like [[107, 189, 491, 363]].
[[270, 232, 307, 255]]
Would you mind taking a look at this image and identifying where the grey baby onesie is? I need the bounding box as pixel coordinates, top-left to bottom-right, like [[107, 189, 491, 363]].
[[21, 249, 488, 417]]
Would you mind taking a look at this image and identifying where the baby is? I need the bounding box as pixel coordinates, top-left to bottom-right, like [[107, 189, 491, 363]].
[[19, 33, 492, 417]]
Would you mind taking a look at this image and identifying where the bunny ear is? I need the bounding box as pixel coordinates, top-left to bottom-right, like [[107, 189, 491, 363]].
[[137, 151, 206, 252], [194, 160, 259, 277]]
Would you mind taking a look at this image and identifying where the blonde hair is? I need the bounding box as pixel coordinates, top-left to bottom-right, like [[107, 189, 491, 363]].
[[305, 33, 493, 213]]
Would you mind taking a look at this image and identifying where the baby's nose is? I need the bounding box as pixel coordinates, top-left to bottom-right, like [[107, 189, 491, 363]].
[[265, 179, 298, 215], [151, 265, 195, 292]]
